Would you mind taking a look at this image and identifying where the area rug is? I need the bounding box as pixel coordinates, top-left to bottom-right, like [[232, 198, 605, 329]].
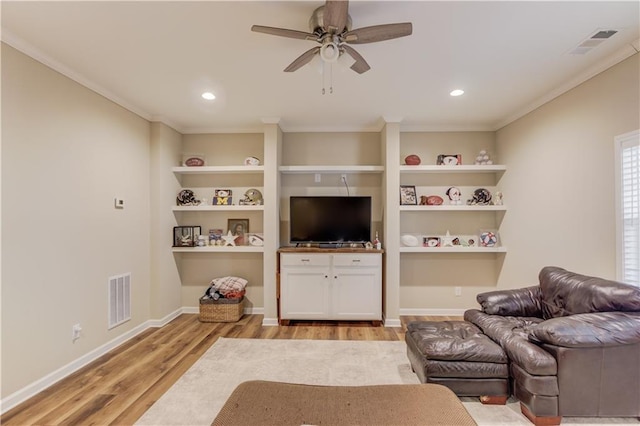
[[136, 337, 639, 426]]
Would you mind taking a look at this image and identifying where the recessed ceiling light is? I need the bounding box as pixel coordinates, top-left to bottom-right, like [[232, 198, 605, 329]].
[[201, 92, 216, 100], [450, 89, 464, 97]]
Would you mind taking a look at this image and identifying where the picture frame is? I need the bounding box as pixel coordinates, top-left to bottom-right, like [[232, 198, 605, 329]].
[[423, 236, 442, 248], [247, 233, 264, 246], [213, 189, 233, 205], [450, 235, 478, 247], [400, 185, 417, 205], [436, 154, 462, 166], [228, 219, 249, 245], [208, 228, 223, 245], [173, 226, 201, 247]]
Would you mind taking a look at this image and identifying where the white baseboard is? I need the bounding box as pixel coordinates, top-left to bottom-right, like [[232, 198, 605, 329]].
[[399, 308, 466, 316], [262, 317, 279, 326], [384, 318, 402, 327], [1, 307, 183, 415]]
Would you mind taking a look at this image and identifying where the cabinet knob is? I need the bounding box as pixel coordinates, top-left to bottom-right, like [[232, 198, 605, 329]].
[[301, 258, 310, 263], [352, 259, 361, 263]]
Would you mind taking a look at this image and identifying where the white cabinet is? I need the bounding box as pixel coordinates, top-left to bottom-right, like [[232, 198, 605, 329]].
[[279, 251, 382, 323]]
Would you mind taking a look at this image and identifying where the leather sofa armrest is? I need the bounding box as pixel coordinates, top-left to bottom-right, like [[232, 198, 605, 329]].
[[529, 312, 640, 348], [476, 286, 542, 317]]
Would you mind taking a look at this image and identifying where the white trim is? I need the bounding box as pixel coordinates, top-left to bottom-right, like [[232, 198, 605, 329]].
[[614, 129, 640, 284], [0, 308, 183, 414], [262, 317, 279, 326], [383, 318, 402, 327], [399, 308, 467, 317]]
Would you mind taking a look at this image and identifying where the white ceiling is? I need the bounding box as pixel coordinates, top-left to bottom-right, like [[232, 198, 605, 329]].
[[2, 1, 639, 133]]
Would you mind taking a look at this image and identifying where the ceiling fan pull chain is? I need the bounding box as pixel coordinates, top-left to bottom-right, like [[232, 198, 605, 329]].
[[329, 63, 333, 94]]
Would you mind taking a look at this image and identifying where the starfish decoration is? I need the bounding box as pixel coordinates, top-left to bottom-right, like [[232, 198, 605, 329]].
[[222, 230, 237, 247], [442, 230, 455, 247]]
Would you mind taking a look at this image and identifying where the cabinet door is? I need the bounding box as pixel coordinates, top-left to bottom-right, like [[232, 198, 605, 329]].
[[331, 254, 382, 320], [280, 254, 331, 319]]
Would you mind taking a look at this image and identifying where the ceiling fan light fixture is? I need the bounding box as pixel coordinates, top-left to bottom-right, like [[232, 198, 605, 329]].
[[201, 92, 216, 100], [320, 42, 340, 63], [450, 89, 465, 97]]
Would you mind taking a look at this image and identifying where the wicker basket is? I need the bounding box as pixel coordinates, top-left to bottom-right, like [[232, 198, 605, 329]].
[[199, 296, 244, 323]]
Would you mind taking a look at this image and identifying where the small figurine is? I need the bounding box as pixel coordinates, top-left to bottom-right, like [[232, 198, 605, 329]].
[[494, 191, 504, 206]]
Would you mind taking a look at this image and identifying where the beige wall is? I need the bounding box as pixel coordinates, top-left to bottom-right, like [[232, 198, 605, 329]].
[[150, 122, 182, 318], [1, 45, 152, 397], [495, 53, 639, 288]]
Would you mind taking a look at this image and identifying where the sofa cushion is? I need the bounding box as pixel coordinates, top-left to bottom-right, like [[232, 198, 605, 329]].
[[465, 309, 557, 376], [476, 286, 542, 317], [529, 312, 640, 348], [539, 266, 640, 319]]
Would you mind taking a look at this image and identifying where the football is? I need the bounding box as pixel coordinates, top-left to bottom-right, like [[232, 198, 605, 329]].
[[404, 154, 421, 165], [184, 157, 205, 167]]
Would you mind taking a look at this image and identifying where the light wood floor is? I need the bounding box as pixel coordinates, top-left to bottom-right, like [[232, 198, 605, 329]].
[[1, 314, 460, 425]]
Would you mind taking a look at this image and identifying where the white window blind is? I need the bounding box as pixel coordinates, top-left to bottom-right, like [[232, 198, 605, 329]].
[[615, 130, 639, 286]]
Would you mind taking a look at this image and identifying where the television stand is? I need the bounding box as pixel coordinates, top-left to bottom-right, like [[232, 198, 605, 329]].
[[277, 248, 382, 325], [294, 243, 367, 249]]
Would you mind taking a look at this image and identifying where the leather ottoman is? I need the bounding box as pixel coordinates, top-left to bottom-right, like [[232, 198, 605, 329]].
[[405, 320, 509, 404]]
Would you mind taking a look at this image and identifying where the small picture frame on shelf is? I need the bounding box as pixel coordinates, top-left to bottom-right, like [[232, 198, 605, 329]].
[[173, 226, 202, 247], [213, 189, 233, 205], [208, 228, 223, 245], [228, 219, 249, 245], [182, 153, 206, 167], [423, 236, 442, 248], [450, 235, 478, 247], [247, 233, 264, 246], [400, 185, 417, 205], [479, 230, 499, 247], [436, 154, 462, 166]]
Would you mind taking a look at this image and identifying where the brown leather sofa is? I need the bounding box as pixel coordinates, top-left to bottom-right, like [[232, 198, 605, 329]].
[[464, 266, 640, 425]]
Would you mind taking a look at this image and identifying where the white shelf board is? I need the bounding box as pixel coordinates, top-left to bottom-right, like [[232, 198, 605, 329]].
[[172, 246, 264, 253], [400, 246, 507, 253], [399, 205, 507, 211], [399, 165, 506, 173], [279, 165, 384, 174], [172, 205, 265, 212], [172, 165, 264, 174]]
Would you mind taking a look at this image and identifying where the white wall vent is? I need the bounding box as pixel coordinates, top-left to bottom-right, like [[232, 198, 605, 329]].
[[108, 273, 131, 329]]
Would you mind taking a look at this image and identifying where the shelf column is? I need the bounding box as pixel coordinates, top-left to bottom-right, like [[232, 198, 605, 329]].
[[262, 120, 282, 326], [382, 119, 401, 327]]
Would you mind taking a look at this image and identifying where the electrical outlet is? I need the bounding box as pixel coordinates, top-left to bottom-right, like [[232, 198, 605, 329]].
[[114, 198, 125, 209], [72, 323, 82, 341], [455, 287, 462, 297], [314, 173, 321, 183]]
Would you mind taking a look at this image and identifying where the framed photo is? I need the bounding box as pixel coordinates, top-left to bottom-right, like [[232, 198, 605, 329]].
[[423, 236, 441, 248], [228, 219, 249, 245], [208, 228, 223, 245], [400, 185, 417, 205], [436, 154, 462, 166], [213, 189, 233, 205], [247, 233, 264, 246], [450, 235, 478, 247], [479, 230, 499, 247], [173, 226, 201, 247]]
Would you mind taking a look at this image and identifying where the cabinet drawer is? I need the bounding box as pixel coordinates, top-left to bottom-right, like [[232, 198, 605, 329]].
[[332, 254, 381, 267], [281, 253, 331, 267]]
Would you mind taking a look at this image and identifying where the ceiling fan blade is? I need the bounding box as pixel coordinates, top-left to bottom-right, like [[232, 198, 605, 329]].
[[341, 44, 370, 74], [284, 46, 321, 72], [251, 25, 317, 41], [323, 0, 349, 33], [344, 22, 413, 44]]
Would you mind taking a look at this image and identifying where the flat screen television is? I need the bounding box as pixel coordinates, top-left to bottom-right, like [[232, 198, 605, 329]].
[[290, 196, 372, 245]]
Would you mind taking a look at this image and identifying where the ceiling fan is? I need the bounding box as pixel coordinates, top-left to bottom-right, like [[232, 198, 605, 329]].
[[251, 1, 412, 74]]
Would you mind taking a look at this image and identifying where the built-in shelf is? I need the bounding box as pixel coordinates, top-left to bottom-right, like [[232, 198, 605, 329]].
[[399, 165, 506, 173], [172, 165, 264, 174], [279, 165, 384, 174], [400, 246, 507, 253], [399, 205, 507, 211], [172, 205, 265, 212], [172, 246, 264, 253]]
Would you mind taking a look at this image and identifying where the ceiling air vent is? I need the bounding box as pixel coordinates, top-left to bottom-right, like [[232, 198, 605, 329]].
[[569, 29, 618, 55]]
